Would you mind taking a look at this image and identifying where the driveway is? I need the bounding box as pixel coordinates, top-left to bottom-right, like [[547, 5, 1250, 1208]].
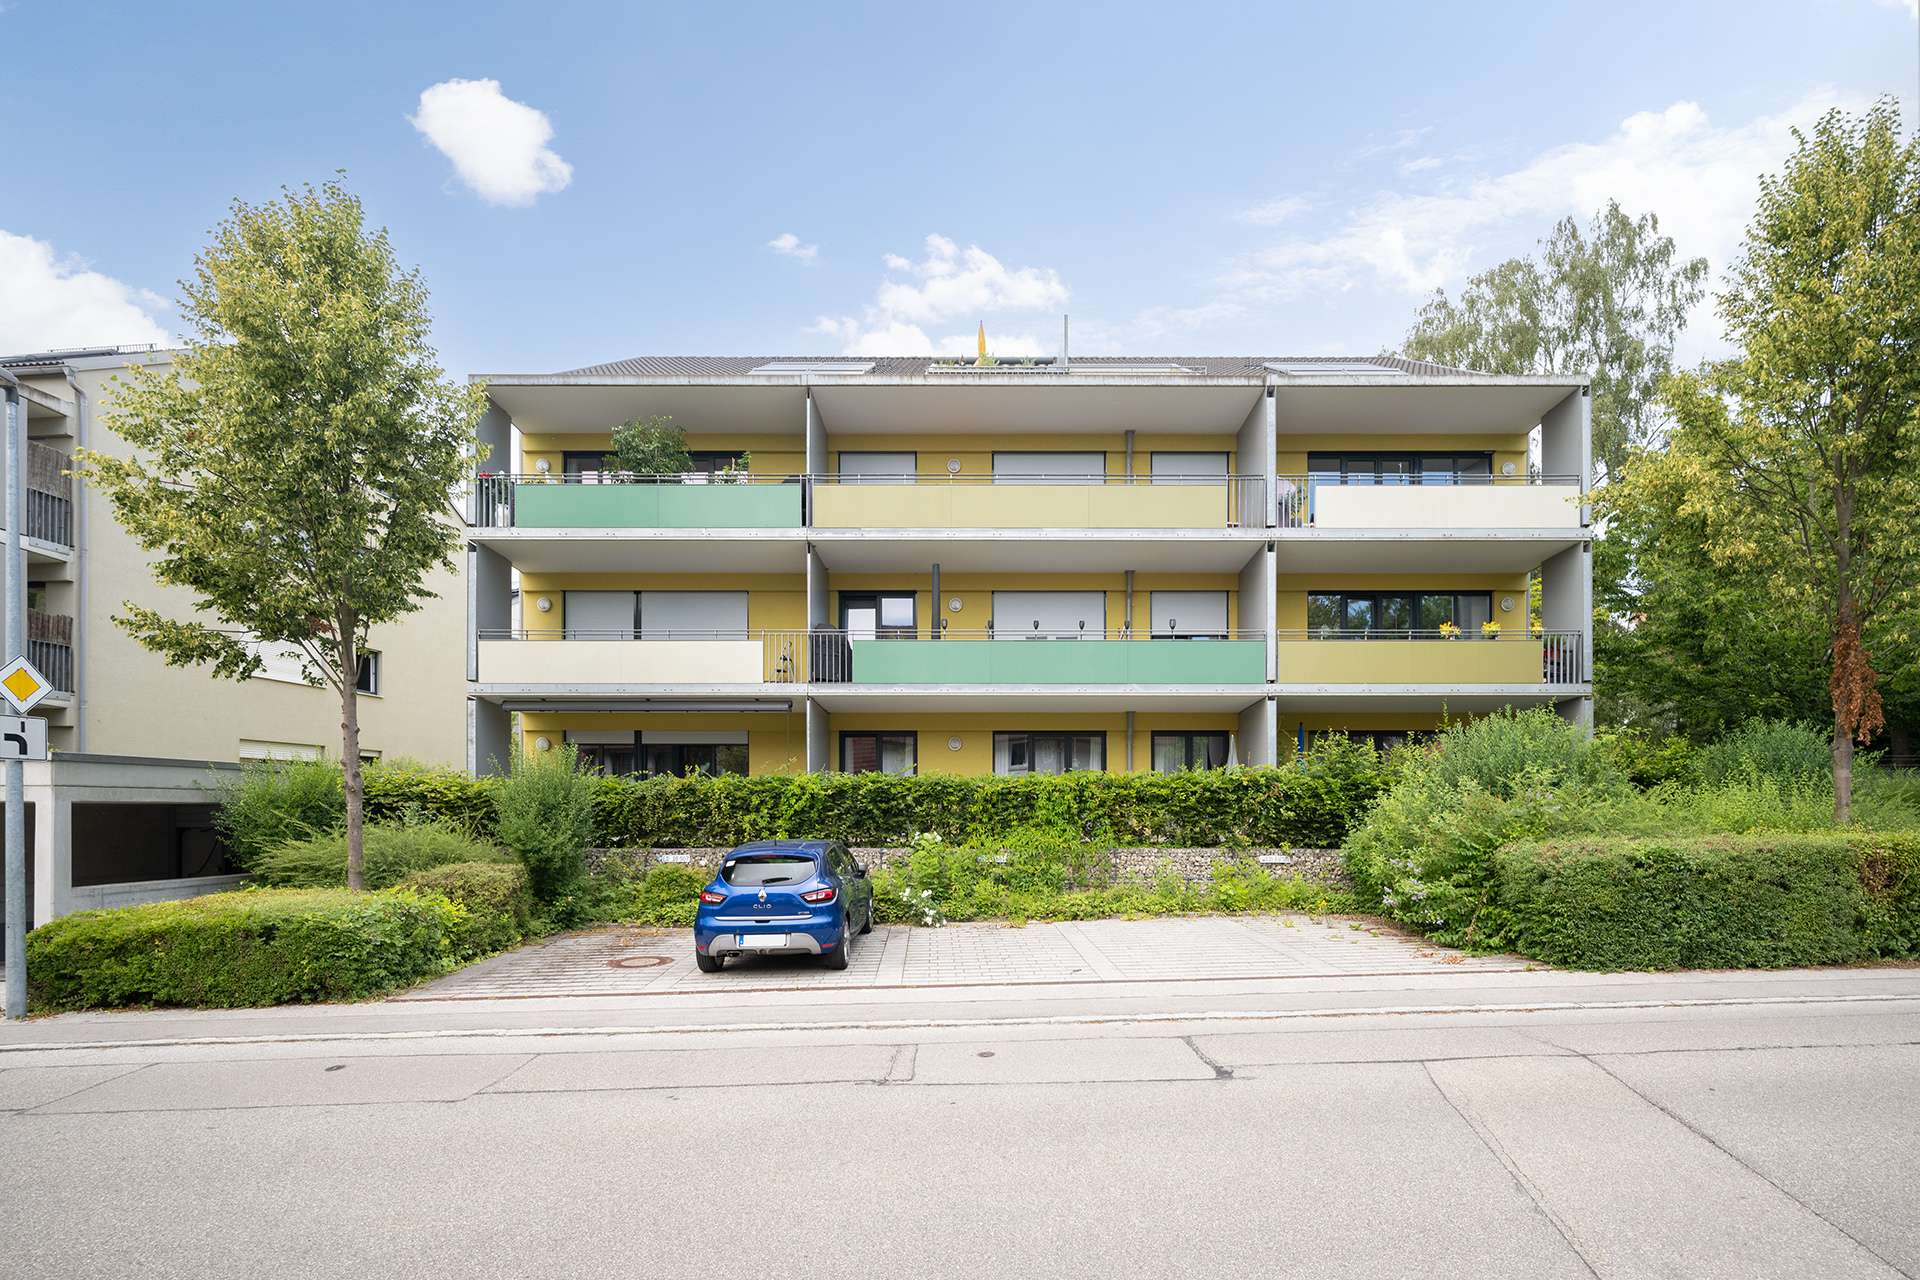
[[395, 914, 1529, 1000]]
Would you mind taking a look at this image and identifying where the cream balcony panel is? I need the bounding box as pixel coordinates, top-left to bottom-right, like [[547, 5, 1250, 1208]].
[[1307, 482, 1582, 530], [811, 481, 1232, 530], [477, 639, 765, 685]]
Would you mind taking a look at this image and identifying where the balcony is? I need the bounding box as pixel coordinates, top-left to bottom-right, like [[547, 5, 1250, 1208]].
[[812, 629, 1266, 685], [1275, 473, 1583, 531], [808, 473, 1270, 531], [475, 473, 804, 530], [1278, 630, 1585, 685], [28, 609, 73, 693], [476, 630, 806, 685]]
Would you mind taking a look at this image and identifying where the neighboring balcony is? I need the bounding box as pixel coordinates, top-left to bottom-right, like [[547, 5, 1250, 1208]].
[[1275, 473, 1584, 531], [1, 442, 76, 553], [28, 609, 74, 694], [1278, 629, 1586, 685], [811, 629, 1268, 685], [809, 473, 1271, 531], [476, 630, 807, 685], [474, 473, 804, 530]]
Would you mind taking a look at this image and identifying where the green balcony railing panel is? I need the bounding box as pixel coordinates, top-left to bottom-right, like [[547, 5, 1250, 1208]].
[[850, 639, 1266, 684], [512, 483, 802, 529]]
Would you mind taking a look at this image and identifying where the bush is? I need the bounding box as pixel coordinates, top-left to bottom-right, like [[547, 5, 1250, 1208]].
[[625, 864, 708, 927], [1596, 729, 1696, 788], [253, 821, 509, 890], [25, 889, 465, 1010], [215, 759, 344, 869], [1694, 718, 1834, 788], [364, 758, 496, 833], [395, 861, 534, 956], [496, 746, 597, 900], [1493, 832, 1920, 969]]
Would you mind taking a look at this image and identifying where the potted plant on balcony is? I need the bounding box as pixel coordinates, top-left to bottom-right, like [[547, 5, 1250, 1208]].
[[1437, 620, 1460, 639], [1481, 620, 1502, 639], [712, 452, 753, 485]]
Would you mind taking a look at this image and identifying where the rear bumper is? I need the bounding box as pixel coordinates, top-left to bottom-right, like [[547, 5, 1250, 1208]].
[[696, 915, 844, 956]]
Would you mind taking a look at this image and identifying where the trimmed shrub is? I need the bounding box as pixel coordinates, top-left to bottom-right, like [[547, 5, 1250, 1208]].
[[215, 759, 344, 869], [1694, 718, 1834, 787], [396, 861, 534, 956], [253, 821, 509, 890], [25, 889, 465, 1010], [364, 758, 496, 833], [1493, 832, 1920, 969], [626, 863, 708, 927], [496, 746, 596, 901]]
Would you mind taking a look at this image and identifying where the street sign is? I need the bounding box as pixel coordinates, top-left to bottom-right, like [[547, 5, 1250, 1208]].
[[0, 657, 49, 713], [0, 716, 45, 761]]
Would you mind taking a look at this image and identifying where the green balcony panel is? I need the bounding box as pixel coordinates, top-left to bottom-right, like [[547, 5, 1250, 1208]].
[[512, 483, 802, 529], [850, 639, 1265, 685]]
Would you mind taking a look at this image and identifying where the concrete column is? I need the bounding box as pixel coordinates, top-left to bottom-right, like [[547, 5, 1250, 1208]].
[[1234, 385, 1278, 528], [30, 787, 66, 925], [468, 698, 512, 776], [804, 392, 826, 525], [805, 696, 829, 773], [1239, 543, 1276, 681], [1237, 697, 1277, 766], [1540, 386, 1592, 522]]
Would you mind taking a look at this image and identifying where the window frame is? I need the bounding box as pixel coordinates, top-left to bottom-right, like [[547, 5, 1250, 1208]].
[[354, 650, 381, 696], [1306, 590, 1495, 638], [1150, 731, 1230, 773], [839, 730, 918, 775], [991, 730, 1107, 776], [840, 592, 918, 637], [1304, 451, 1497, 485]]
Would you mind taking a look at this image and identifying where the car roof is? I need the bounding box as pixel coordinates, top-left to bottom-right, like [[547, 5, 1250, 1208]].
[[726, 839, 835, 856]]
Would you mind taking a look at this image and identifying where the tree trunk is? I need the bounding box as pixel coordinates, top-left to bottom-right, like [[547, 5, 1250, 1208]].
[[1833, 705, 1853, 826], [339, 619, 365, 891]]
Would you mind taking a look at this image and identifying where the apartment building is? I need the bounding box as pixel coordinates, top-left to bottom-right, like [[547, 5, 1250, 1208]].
[[466, 354, 1591, 777], [0, 346, 468, 924]]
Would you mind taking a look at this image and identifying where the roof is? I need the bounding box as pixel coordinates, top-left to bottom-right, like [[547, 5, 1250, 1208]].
[[554, 353, 1485, 379]]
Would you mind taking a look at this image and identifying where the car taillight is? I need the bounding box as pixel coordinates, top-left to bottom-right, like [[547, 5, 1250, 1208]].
[[801, 886, 837, 904], [698, 890, 726, 904]]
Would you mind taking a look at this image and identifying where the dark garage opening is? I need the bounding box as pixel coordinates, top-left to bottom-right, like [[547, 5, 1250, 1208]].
[[71, 803, 235, 887]]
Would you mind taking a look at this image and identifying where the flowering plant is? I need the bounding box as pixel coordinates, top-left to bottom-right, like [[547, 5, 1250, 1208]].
[[1437, 621, 1460, 639], [1481, 620, 1502, 638]]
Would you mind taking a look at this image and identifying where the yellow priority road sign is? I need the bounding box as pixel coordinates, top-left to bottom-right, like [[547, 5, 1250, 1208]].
[[0, 656, 51, 714]]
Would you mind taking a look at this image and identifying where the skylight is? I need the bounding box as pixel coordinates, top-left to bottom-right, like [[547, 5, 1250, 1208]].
[[1264, 360, 1407, 377], [749, 361, 875, 375]]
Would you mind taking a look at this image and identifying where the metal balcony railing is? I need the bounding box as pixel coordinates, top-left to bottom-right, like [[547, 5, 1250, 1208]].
[[1274, 472, 1584, 527], [28, 609, 73, 692], [0, 442, 77, 548]]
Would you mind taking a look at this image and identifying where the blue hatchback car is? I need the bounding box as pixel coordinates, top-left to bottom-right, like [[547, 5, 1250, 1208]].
[[694, 840, 875, 972]]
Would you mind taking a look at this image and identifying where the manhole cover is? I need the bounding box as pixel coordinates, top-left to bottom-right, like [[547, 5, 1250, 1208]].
[[607, 954, 672, 969]]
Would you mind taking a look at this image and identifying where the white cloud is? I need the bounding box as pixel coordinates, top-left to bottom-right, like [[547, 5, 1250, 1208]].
[[409, 78, 572, 206], [1233, 195, 1311, 227], [810, 233, 1069, 355], [1222, 87, 1879, 360], [0, 230, 169, 352], [767, 232, 818, 264]]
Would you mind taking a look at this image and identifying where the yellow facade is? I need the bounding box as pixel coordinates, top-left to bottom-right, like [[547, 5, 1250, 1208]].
[[517, 712, 808, 775], [825, 433, 1242, 480], [826, 572, 1241, 637], [519, 432, 806, 478], [516, 573, 807, 637], [827, 711, 1241, 775]]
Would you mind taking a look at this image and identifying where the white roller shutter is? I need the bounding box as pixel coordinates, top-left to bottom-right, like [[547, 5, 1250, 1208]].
[[640, 591, 749, 638], [1151, 452, 1228, 483], [992, 452, 1105, 484], [992, 590, 1106, 638], [837, 452, 916, 483], [1150, 591, 1228, 637], [563, 591, 637, 639]]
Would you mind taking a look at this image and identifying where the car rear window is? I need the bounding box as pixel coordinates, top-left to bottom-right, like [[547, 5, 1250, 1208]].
[[722, 854, 818, 886]]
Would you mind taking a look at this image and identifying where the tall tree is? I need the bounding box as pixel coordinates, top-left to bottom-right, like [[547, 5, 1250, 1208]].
[[1404, 201, 1708, 483], [80, 180, 486, 887], [1604, 99, 1920, 820]]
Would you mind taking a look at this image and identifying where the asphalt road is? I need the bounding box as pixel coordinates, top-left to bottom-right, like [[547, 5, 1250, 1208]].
[[3, 966, 1918, 1279]]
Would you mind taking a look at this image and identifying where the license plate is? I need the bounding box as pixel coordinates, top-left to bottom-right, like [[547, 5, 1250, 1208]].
[[740, 934, 785, 950]]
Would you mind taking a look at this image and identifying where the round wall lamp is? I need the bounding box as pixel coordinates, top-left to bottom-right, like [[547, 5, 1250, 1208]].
[[947, 736, 964, 752], [948, 597, 964, 613], [1501, 461, 1517, 477], [1500, 595, 1517, 613], [535, 596, 553, 613], [535, 458, 552, 475], [946, 458, 963, 474], [533, 736, 553, 752]]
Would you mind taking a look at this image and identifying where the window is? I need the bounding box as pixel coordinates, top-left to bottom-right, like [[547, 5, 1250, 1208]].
[[238, 740, 322, 761], [688, 450, 747, 475], [993, 731, 1105, 775], [841, 593, 916, 637], [721, 853, 816, 886], [1150, 452, 1228, 485], [566, 730, 639, 776], [564, 590, 639, 639], [1150, 591, 1228, 639], [640, 591, 748, 639], [1306, 452, 1495, 485], [992, 452, 1106, 485], [562, 449, 617, 481], [841, 731, 916, 774], [354, 651, 380, 695], [1318, 729, 1426, 753], [836, 452, 917, 484], [1306, 591, 1495, 637], [641, 742, 749, 777], [1151, 732, 1230, 772], [991, 590, 1105, 639]]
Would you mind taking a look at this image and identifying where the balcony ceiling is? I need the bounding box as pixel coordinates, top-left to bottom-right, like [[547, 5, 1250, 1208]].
[[1272, 531, 1585, 573], [808, 687, 1269, 713], [485, 382, 808, 435], [810, 530, 1267, 573], [471, 530, 809, 573], [1273, 382, 1576, 436], [810, 381, 1264, 435], [1272, 688, 1586, 714]]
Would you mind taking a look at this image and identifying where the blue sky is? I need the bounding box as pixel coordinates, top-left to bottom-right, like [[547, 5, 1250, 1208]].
[[4, 0, 1916, 377]]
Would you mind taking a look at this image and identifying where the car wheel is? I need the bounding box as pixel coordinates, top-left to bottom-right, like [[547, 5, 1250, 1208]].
[[695, 951, 724, 973], [858, 895, 874, 935], [822, 913, 851, 970]]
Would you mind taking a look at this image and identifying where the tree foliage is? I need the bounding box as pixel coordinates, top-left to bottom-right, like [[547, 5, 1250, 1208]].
[[78, 179, 485, 887], [1404, 200, 1708, 483], [1601, 99, 1920, 819], [609, 416, 693, 475]]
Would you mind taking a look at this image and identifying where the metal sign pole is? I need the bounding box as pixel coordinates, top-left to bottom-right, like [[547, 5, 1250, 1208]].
[[4, 385, 24, 1019]]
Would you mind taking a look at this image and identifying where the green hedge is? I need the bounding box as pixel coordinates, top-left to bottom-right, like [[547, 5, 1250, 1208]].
[[395, 862, 534, 956], [1492, 832, 1920, 970], [252, 821, 510, 890], [25, 890, 465, 1010], [235, 748, 1389, 853]]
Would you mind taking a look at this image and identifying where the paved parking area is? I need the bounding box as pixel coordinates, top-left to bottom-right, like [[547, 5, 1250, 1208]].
[[395, 914, 1528, 1000]]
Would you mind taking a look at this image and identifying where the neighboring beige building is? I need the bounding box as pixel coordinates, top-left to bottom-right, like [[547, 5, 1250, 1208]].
[[2, 346, 467, 766]]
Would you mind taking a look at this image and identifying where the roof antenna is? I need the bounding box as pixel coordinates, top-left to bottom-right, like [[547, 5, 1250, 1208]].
[[1061, 314, 1070, 370]]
